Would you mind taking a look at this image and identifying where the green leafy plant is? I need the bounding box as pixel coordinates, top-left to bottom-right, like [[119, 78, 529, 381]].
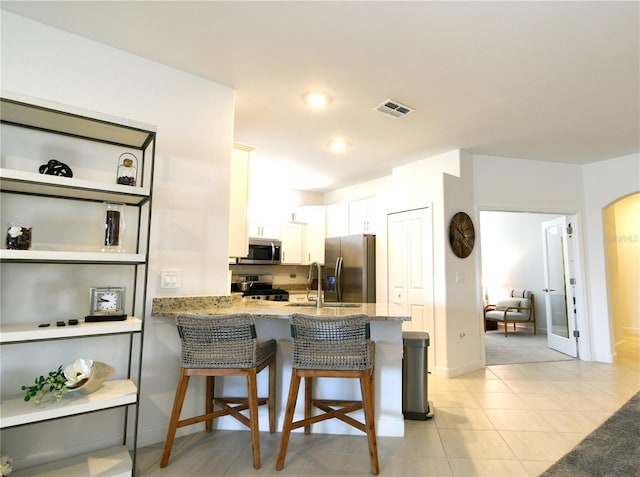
[[21, 365, 67, 405]]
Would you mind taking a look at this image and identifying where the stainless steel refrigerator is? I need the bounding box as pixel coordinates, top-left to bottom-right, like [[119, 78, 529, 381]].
[[324, 234, 376, 303]]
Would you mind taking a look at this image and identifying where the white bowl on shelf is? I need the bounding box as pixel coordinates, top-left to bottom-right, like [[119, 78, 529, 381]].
[[67, 362, 114, 394]]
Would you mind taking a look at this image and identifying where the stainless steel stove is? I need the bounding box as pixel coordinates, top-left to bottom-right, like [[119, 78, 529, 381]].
[[231, 274, 290, 301]]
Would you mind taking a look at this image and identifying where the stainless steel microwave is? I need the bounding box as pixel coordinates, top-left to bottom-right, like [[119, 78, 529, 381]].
[[237, 238, 282, 265]]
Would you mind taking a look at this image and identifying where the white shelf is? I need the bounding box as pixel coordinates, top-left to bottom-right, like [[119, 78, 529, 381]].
[[0, 317, 142, 343], [2, 91, 156, 149], [0, 249, 145, 263], [0, 379, 137, 428], [11, 445, 132, 477], [0, 168, 151, 205]]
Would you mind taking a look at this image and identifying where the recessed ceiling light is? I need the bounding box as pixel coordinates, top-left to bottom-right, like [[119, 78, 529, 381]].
[[304, 92, 331, 109], [329, 139, 347, 153]]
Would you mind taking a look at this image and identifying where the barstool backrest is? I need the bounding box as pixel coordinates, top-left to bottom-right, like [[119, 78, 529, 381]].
[[176, 313, 258, 368], [290, 313, 372, 370]]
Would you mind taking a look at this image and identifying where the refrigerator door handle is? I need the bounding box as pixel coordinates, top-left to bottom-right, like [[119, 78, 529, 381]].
[[336, 256, 344, 302]]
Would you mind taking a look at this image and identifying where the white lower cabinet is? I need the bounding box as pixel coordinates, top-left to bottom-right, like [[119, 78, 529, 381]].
[[0, 93, 154, 475]]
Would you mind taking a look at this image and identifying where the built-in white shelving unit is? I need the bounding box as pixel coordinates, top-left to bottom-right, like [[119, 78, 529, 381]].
[[0, 92, 155, 476]]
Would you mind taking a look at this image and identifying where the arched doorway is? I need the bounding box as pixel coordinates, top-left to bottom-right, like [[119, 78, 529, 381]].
[[603, 192, 640, 365]]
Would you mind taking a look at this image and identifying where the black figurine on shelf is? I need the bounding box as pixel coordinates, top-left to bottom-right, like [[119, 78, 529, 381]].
[[116, 153, 138, 186], [39, 159, 73, 177]]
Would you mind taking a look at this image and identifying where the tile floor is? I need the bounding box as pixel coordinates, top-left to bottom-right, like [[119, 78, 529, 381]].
[[137, 339, 640, 477]]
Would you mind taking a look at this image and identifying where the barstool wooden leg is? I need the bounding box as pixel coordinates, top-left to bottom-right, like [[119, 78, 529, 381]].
[[304, 376, 313, 434], [160, 370, 190, 468], [276, 371, 301, 470], [247, 369, 261, 469], [205, 376, 215, 432], [360, 369, 379, 475], [268, 356, 276, 433]]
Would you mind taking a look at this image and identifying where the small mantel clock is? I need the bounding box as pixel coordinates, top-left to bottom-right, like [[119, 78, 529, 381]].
[[86, 286, 127, 322]]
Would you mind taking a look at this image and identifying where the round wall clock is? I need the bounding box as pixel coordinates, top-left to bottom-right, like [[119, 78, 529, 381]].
[[449, 212, 475, 258], [86, 287, 127, 322]]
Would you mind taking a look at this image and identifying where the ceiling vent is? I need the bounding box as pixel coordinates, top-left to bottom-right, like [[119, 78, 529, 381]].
[[373, 99, 414, 118]]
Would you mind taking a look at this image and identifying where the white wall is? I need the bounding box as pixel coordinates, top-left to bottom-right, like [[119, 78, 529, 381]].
[[335, 151, 640, 371], [441, 151, 481, 376], [1, 11, 235, 464], [473, 155, 584, 213], [475, 153, 640, 362], [582, 154, 640, 361], [337, 150, 482, 377]]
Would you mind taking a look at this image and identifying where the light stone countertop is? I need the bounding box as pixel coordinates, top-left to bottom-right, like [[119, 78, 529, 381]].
[[152, 295, 410, 322]]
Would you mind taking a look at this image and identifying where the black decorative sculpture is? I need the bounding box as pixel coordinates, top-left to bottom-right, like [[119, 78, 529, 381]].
[[39, 159, 73, 177]]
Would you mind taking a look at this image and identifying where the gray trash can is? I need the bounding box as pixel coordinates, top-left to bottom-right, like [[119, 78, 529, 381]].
[[402, 331, 433, 420]]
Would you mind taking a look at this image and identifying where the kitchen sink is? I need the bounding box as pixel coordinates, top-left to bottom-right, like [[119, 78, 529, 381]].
[[286, 302, 361, 308]]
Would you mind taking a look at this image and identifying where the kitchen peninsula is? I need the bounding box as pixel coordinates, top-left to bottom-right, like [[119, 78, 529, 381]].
[[152, 296, 410, 437]]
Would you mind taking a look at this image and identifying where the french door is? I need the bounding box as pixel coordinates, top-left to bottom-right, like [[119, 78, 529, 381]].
[[541, 216, 578, 357]]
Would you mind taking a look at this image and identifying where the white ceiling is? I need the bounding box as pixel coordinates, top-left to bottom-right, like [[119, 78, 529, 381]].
[[3, 1, 639, 192]]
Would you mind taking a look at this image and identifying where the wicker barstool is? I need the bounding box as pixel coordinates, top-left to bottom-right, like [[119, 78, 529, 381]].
[[276, 313, 379, 475], [160, 313, 276, 470]]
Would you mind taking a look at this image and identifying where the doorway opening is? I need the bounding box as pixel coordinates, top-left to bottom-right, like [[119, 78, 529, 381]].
[[479, 210, 578, 366], [603, 192, 640, 368]]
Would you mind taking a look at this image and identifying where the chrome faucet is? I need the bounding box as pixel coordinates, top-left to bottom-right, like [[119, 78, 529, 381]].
[[306, 261, 323, 309]]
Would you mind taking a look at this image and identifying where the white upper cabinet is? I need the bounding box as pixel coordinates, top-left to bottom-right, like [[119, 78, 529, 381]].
[[325, 202, 349, 238], [228, 144, 252, 258], [326, 198, 378, 237], [248, 222, 281, 239], [280, 222, 305, 264], [297, 206, 326, 264], [349, 197, 377, 234]]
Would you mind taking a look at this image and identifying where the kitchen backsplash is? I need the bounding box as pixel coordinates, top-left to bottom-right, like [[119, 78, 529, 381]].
[[229, 263, 319, 290]]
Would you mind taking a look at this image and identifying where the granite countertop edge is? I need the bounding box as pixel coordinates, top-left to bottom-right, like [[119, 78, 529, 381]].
[[152, 296, 410, 322]]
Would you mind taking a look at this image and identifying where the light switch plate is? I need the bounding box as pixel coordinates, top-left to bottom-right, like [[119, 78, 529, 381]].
[[161, 269, 182, 289]]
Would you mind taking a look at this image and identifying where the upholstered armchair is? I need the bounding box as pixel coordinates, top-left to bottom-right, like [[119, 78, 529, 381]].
[[484, 289, 536, 337]]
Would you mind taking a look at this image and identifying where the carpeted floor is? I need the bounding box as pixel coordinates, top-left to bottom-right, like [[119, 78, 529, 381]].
[[485, 328, 574, 365], [540, 391, 640, 476]]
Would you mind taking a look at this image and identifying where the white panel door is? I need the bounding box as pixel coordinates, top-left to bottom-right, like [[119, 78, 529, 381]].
[[387, 213, 408, 307], [387, 207, 434, 370], [541, 216, 578, 357]]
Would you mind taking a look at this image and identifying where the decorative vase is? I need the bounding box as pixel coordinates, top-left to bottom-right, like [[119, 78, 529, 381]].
[[67, 362, 114, 394], [101, 202, 126, 253], [116, 153, 138, 186], [6, 225, 32, 250]]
